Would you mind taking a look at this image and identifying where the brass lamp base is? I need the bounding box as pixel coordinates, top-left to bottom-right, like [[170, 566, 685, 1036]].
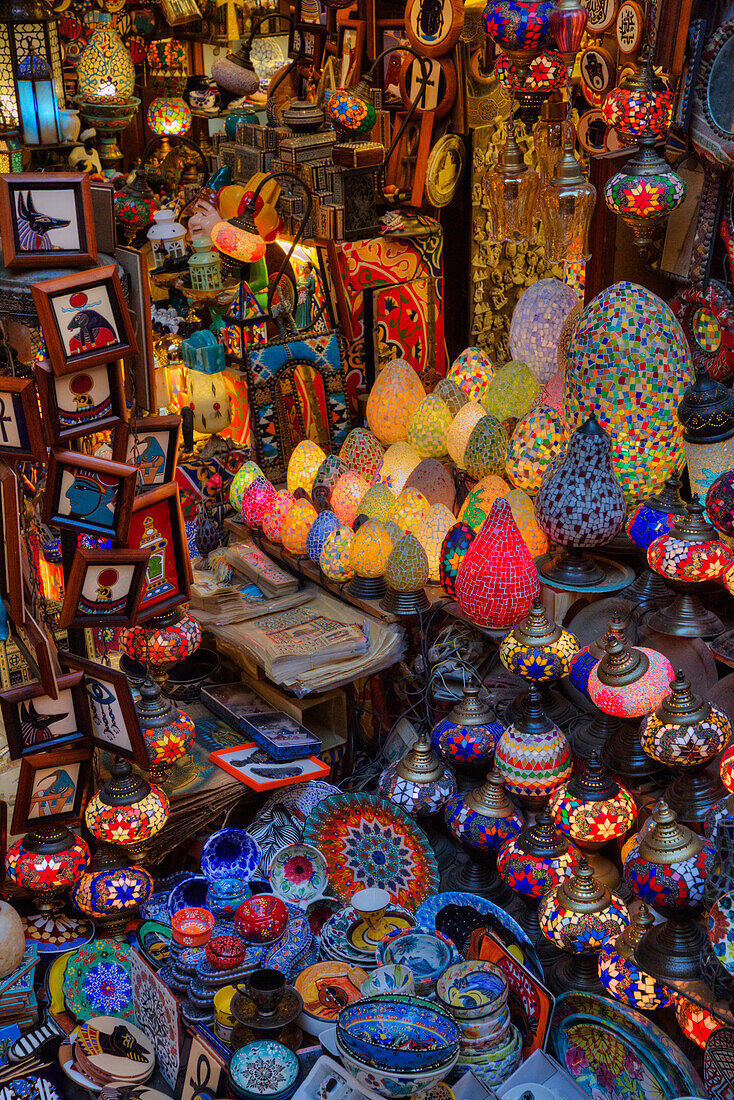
[[634, 917, 707, 983], [547, 952, 605, 996], [540, 548, 605, 587], [665, 769, 726, 830], [446, 853, 514, 908], [381, 587, 430, 616], [348, 576, 386, 600], [572, 710, 621, 761], [621, 568, 673, 608], [602, 722, 667, 793], [646, 590, 724, 638]]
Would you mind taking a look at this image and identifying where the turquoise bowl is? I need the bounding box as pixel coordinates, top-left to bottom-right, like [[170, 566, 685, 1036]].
[[336, 996, 460, 1073]]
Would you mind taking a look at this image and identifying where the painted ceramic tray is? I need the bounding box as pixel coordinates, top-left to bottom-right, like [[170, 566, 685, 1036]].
[[202, 828, 261, 882], [709, 889, 734, 976], [550, 992, 705, 1100], [136, 920, 172, 971], [704, 1027, 734, 1100], [302, 793, 440, 911], [63, 941, 134, 1022]]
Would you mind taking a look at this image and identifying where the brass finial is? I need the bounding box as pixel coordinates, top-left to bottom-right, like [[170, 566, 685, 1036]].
[[465, 765, 517, 819], [596, 617, 650, 687], [567, 750, 620, 802], [556, 859, 611, 914], [638, 801, 703, 865], [518, 810, 569, 858], [511, 598, 562, 646], [396, 733, 445, 784]]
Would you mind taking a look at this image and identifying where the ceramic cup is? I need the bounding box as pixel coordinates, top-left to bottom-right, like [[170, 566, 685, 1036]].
[[206, 877, 250, 919], [238, 967, 286, 1016], [351, 887, 392, 941]]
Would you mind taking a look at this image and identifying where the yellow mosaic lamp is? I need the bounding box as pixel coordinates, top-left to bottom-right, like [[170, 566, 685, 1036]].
[[458, 475, 510, 530], [447, 403, 487, 467], [319, 525, 354, 581], [463, 416, 510, 481], [281, 499, 318, 555], [287, 441, 327, 495], [415, 505, 457, 581], [366, 359, 426, 445], [506, 405, 569, 495], [262, 490, 296, 544], [433, 378, 469, 417], [481, 360, 541, 422], [449, 347, 494, 402], [392, 487, 431, 534], [375, 442, 422, 494], [356, 483, 397, 523], [332, 472, 370, 528], [383, 533, 430, 615], [508, 488, 548, 557], [406, 395, 452, 459], [348, 520, 394, 598]]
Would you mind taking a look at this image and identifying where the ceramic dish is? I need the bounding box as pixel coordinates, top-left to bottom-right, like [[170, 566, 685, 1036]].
[[135, 920, 172, 971], [335, 1031, 459, 1098], [305, 896, 341, 939], [321, 905, 416, 969], [294, 961, 369, 1036], [168, 875, 210, 919], [337, 997, 460, 1074], [708, 889, 734, 976], [458, 1006, 511, 1043], [63, 941, 134, 1022], [202, 828, 261, 883], [229, 1039, 301, 1100], [457, 1024, 518, 1062], [435, 961, 508, 1019], [377, 929, 459, 997], [206, 877, 251, 919], [269, 844, 329, 905], [235, 895, 288, 944], [172, 907, 215, 947], [361, 965, 415, 999]]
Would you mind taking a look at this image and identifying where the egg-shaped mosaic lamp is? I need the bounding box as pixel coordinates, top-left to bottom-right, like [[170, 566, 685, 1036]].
[[339, 428, 384, 482], [373, 442, 422, 495], [508, 487, 549, 557], [624, 474, 686, 608], [306, 510, 341, 564], [433, 378, 469, 417], [405, 459, 456, 510], [431, 684, 506, 768], [348, 520, 394, 599], [506, 405, 568, 496], [287, 441, 327, 496], [383, 532, 430, 615], [415, 506, 458, 583], [510, 279, 581, 385], [406, 395, 452, 459], [262, 490, 296, 543], [480, 360, 540, 423], [391, 486, 431, 535], [534, 413, 626, 588], [319, 525, 353, 581], [677, 364, 734, 502], [706, 469, 734, 538], [495, 685, 572, 811], [443, 765, 522, 904], [379, 732, 457, 819], [598, 903, 673, 1011], [282, 499, 318, 555], [448, 347, 494, 402], [457, 476, 510, 531], [447, 403, 487, 467], [439, 521, 475, 599], [366, 358, 426, 445], [241, 476, 277, 529], [331, 472, 370, 528], [675, 996, 722, 1050], [312, 455, 347, 511], [230, 461, 263, 510], [462, 415, 509, 481], [499, 598, 579, 722]]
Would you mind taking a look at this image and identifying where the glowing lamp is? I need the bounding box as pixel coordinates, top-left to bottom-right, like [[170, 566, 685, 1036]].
[[72, 847, 153, 939], [675, 996, 721, 1049], [494, 49, 566, 113], [446, 403, 487, 467], [404, 460, 455, 510], [306, 510, 340, 563], [483, 0, 554, 74], [327, 87, 376, 137], [211, 219, 267, 265], [455, 497, 540, 629], [373, 442, 421, 495], [537, 140, 597, 267], [499, 598, 578, 685], [602, 59, 673, 144], [439, 522, 475, 599], [535, 95, 576, 189], [549, 0, 587, 71], [508, 488, 548, 557], [319, 525, 353, 581], [391, 487, 430, 534], [136, 679, 195, 784], [448, 348, 494, 403], [506, 405, 568, 494], [587, 618, 673, 720], [383, 533, 430, 615], [17, 50, 62, 145], [483, 124, 539, 245], [677, 364, 734, 501], [331, 472, 370, 528], [356, 483, 396, 523], [312, 455, 347, 511], [432, 378, 468, 417], [458, 476, 510, 531], [598, 904, 672, 1011], [0, 0, 65, 145], [241, 476, 277, 528], [340, 428, 384, 482], [0, 118, 23, 172], [348, 520, 393, 598], [281, 499, 318, 555], [366, 359, 426, 445], [462, 415, 509, 481], [230, 461, 264, 510], [77, 22, 135, 98], [147, 96, 191, 136], [481, 360, 540, 421], [6, 827, 91, 951], [262, 490, 296, 543], [287, 441, 327, 495], [415, 505, 457, 581], [626, 475, 685, 551], [604, 136, 686, 251], [85, 758, 169, 861], [406, 395, 452, 458], [497, 811, 580, 902], [495, 686, 572, 809]]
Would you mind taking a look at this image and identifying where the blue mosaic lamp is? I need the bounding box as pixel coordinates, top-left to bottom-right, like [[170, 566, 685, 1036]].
[[444, 765, 523, 903], [430, 684, 505, 769], [624, 474, 686, 608], [598, 903, 672, 1011], [72, 845, 153, 939], [306, 510, 341, 564]]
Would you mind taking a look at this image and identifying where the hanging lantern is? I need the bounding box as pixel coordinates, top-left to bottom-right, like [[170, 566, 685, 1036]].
[[537, 134, 597, 265], [604, 136, 686, 251], [483, 122, 539, 244], [602, 58, 674, 145], [676, 364, 734, 501], [494, 49, 566, 115], [483, 0, 554, 82], [16, 50, 62, 145], [114, 168, 159, 238], [85, 758, 170, 862], [0, 0, 65, 145], [535, 94, 575, 188], [548, 0, 587, 73], [147, 96, 192, 137]]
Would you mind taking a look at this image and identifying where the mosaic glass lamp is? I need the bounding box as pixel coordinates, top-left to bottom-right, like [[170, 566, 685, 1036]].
[[674, 996, 722, 1049], [547, 751, 636, 888], [147, 95, 191, 138], [446, 403, 487, 467], [537, 133, 597, 266], [405, 460, 456, 511], [332, 472, 370, 528], [444, 765, 523, 903], [448, 347, 494, 403], [85, 758, 169, 862], [494, 49, 566, 115], [374, 442, 422, 496], [281, 499, 318, 556], [495, 685, 572, 810], [356, 483, 397, 525], [625, 474, 686, 607], [415, 506, 458, 582], [348, 520, 394, 598], [499, 597, 579, 689], [455, 498, 540, 630], [481, 360, 540, 422], [366, 358, 426, 446], [602, 56, 673, 145], [431, 684, 506, 768], [707, 469, 734, 537], [262, 490, 296, 543], [120, 609, 202, 683], [433, 378, 468, 417], [406, 395, 452, 459], [505, 405, 568, 495], [597, 903, 673, 1011], [135, 678, 195, 784], [306, 510, 341, 564], [676, 363, 734, 502], [382, 532, 429, 614], [241, 476, 278, 528], [379, 732, 457, 818], [508, 488, 548, 557], [319, 525, 353, 581], [534, 413, 627, 587], [287, 441, 327, 496], [483, 0, 554, 81], [640, 671, 731, 825], [604, 135, 686, 250], [391, 487, 430, 535], [646, 496, 733, 638], [483, 120, 540, 244], [567, 625, 637, 762], [312, 455, 347, 512], [509, 279, 581, 385], [461, 415, 509, 481], [6, 827, 92, 953], [721, 744, 734, 798], [340, 429, 384, 482], [457, 476, 510, 531], [71, 846, 153, 940], [439, 521, 476, 599], [538, 859, 629, 995]]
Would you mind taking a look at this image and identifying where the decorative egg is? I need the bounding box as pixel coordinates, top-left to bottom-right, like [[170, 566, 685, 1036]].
[[446, 403, 487, 467], [229, 461, 263, 510], [506, 405, 568, 495], [405, 459, 456, 510], [356, 483, 397, 522], [462, 416, 509, 480], [458, 475, 510, 530], [415, 505, 457, 581], [262, 490, 295, 543], [510, 278, 581, 384], [373, 442, 422, 494], [406, 395, 453, 458], [287, 441, 327, 495], [281, 500, 318, 555], [392, 487, 430, 534], [241, 477, 277, 528], [366, 358, 426, 445], [340, 428, 384, 481], [386, 533, 429, 592], [481, 360, 541, 422], [320, 526, 353, 580], [306, 510, 341, 562], [439, 522, 476, 598], [448, 347, 494, 402]]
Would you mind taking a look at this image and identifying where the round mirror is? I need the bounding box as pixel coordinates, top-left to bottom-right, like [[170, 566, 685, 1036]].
[[707, 34, 734, 136]]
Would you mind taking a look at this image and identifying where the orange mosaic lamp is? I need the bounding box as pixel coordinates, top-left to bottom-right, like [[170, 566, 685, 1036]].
[[135, 678, 195, 783]]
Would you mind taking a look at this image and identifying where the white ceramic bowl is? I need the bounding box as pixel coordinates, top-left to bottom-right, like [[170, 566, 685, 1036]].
[[360, 965, 415, 999]]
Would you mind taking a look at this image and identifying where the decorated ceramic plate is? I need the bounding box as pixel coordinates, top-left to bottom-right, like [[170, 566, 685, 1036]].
[[302, 793, 440, 911], [708, 889, 734, 976], [294, 961, 369, 1022], [269, 844, 329, 905], [321, 905, 416, 969], [202, 828, 261, 882], [136, 920, 173, 971], [261, 912, 313, 977], [229, 1039, 301, 1099], [63, 941, 134, 1021], [550, 992, 705, 1099]]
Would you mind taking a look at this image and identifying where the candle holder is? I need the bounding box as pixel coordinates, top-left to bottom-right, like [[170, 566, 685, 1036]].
[[378, 732, 457, 817], [499, 598, 579, 726], [495, 685, 572, 812], [430, 684, 506, 769], [444, 766, 523, 905], [597, 903, 673, 1011]]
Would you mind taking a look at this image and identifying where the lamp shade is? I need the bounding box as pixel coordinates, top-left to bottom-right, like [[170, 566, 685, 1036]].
[[281, 500, 318, 555], [448, 347, 494, 402], [306, 510, 341, 563], [374, 443, 421, 495], [457, 475, 510, 531], [444, 766, 524, 852], [262, 490, 296, 543], [85, 758, 169, 859], [77, 23, 135, 98], [447, 403, 488, 467], [604, 137, 686, 250], [509, 279, 581, 384], [538, 860, 629, 954], [506, 405, 568, 495], [332, 472, 370, 527], [508, 488, 549, 557], [313, 455, 347, 511], [241, 477, 277, 528], [647, 497, 734, 584], [547, 751, 636, 849], [706, 469, 734, 537], [406, 395, 452, 458], [415, 506, 457, 581], [677, 364, 734, 501], [349, 520, 393, 578], [623, 801, 714, 913], [431, 684, 505, 766], [379, 734, 457, 817], [319, 525, 353, 580], [587, 618, 673, 720], [391, 487, 430, 535], [497, 811, 581, 900], [481, 360, 540, 422], [211, 219, 267, 264], [433, 378, 468, 417], [602, 60, 673, 144], [483, 127, 540, 244], [72, 847, 153, 935], [494, 686, 572, 805], [625, 475, 686, 551], [483, 0, 554, 57], [136, 679, 195, 780], [357, 483, 397, 523], [287, 441, 327, 495], [598, 904, 672, 1011], [455, 498, 540, 629], [640, 670, 732, 769], [6, 828, 89, 898], [538, 144, 596, 265], [405, 460, 456, 510], [462, 415, 509, 480], [230, 461, 263, 511], [439, 522, 476, 599], [385, 533, 429, 592], [147, 96, 191, 135], [366, 359, 426, 445], [340, 429, 384, 482]]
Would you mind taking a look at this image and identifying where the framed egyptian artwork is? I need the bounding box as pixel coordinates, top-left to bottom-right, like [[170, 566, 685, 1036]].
[[43, 450, 137, 543], [58, 548, 151, 630], [398, 54, 457, 119], [115, 245, 156, 412], [0, 461, 25, 626], [36, 359, 128, 447], [11, 744, 93, 834], [0, 377, 47, 464], [60, 652, 149, 764], [404, 0, 463, 58], [337, 19, 365, 87], [124, 415, 182, 491], [0, 173, 98, 270], [31, 264, 138, 376], [125, 482, 192, 621], [12, 605, 60, 699], [0, 672, 90, 760]]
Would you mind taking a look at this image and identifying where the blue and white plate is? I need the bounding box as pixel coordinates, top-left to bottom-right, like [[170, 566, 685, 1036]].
[[202, 828, 261, 882], [230, 1040, 301, 1100]]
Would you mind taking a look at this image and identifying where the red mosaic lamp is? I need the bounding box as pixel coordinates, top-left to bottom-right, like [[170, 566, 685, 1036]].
[[674, 995, 722, 1049], [85, 758, 170, 861], [5, 827, 92, 953], [494, 49, 565, 115], [135, 678, 195, 784], [121, 608, 202, 683], [602, 59, 673, 146], [624, 474, 687, 608], [548, 0, 587, 73], [483, 0, 554, 83]]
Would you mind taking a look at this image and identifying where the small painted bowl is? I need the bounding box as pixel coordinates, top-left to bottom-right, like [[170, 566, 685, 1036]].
[[229, 1039, 301, 1100], [206, 877, 251, 919], [335, 1032, 459, 1098], [361, 965, 415, 999], [337, 997, 460, 1073], [269, 844, 329, 905], [172, 906, 215, 947], [235, 894, 288, 944], [378, 930, 454, 998], [436, 962, 508, 1020], [206, 935, 249, 971], [214, 984, 238, 1029], [304, 896, 340, 939], [458, 1006, 511, 1042]]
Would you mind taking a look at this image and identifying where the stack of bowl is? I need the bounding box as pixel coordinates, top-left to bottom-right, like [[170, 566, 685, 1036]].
[[435, 962, 521, 1087], [335, 994, 460, 1097]]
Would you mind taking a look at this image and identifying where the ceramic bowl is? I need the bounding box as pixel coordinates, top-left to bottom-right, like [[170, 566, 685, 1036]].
[[459, 1016, 512, 1054], [457, 1024, 520, 1065], [202, 828, 261, 883], [458, 1006, 511, 1042], [335, 1032, 459, 1098], [435, 961, 508, 1020], [378, 930, 454, 997], [235, 895, 288, 944], [304, 896, 340, 938], [171, 907, 215, 947], [229, 1039, 301, 1100], [336, 997, 460, 1073], [168, 874, 210, 919], [269, 844, 329, 905], [206, 877, 251, 919], [206, 935, 249, 971], [361, 965, 415, 999]]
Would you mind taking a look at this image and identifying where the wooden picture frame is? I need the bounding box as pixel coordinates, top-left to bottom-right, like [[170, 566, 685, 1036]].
[[58, 548, 151, 630], [126, 482, 192, 622], [115, 245, 156, 413], [12, 602, 60, 699], [337, 19, 365, 87], [60, 651, 149, 765], [0, 173, 98, 270], [1, 672, 90, 760], [0, 462, 25, 626], [31, 264, 138, 377], [0, 377, 47, 464], [125, 415, 181, 492], [0, 802, 6, 880], [90, 179, 117, 255], [43, 449, 137, 543], [159, 0, 201, 25], [386, 109, 435, 207], [35, 359, 128, 446], [376, 20, 406, 96], [672, 18, 705, 133], [11, 744, 93, 834], [404, 0, 464, 59]]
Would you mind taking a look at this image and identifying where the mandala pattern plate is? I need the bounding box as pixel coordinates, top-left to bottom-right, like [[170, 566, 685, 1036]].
[[704, 1027, 734, 1100], [302, 793, 439, 911], [708, 890, 734, 976], [63, 940, 134, 1021]]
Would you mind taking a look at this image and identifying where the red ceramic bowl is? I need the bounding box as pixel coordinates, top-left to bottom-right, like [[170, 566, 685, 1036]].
[[235, 894, 288, 944], [172, 906, 215, 946], [206, 934, 249, 971]]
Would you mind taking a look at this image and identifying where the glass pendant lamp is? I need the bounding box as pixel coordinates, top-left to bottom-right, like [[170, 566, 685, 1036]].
[[538, 129, 596, 264], [602, 54, 673, 146], [548, 0, 587, 74], [604, 135, 686, 251], [85, 758, 169, 862], [676, 364, 734, 502], [483, 117, 539, 244], [494, 685, 572, 810], [483, 0, 554, 82], [444, 765, 523, 903], [534, 94, 575, 188]]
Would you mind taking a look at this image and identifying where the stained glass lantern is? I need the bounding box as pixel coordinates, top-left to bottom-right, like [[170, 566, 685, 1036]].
[[222, 278, 267, 357], [6, 826, 91, 952], [447, 403, 487, 467], [405, 460, 456, 510], [462, 415, 509, 480], [383, 532, 430, 615], [327, 86, 376, 138], [0, 113, 23, 172], [538, 860, 629, 994], [587, 618, 673, 721], [626, 474, 686, 551], [483, 0, 554, 78], [348, 519, 394, 598], [85, 758, 169, 862], [444, 765, 523, 901], [506, 406, 568, 495], [565, 281, 692, 503], [114, 169, 160, 237], [120, 610, 202, 683], [374, 443, 421, 495], [494, 685, 572, 810], [602, 57, 674, 145], [483, 123, 540, 245], [379, 732, 457, 818], [407, 396, 452, 459], [640, 671, 731, 824], [604, 136, 686, 251], [448, 348, 494, 402], [455, 498, 540, 629], [481, 360, 540, 422], [147, 209, 187, 267], [188, 236, 221, 293], [366, 359, 426, 446], [135, 678, 195, 784], [458, 476, 510, 531], [510, 280, 581, 386], [535, 94, 576, 189], [537, 137, 597, 266], [211, 219, 267, 271], [392, 487, 430, 535], [548, 0, 587, 72], [674, 995, 722, 1049], [508, 488, 548, 557], [677, 364, 734, 501], [597, 904, 672, 1011], [312, 455, 347, 511], [319, 525, 353, 581], [494, 49, 565, 114], [262, 490, 296, 543], [647, 497, 734, 638], [415, 505, 457, 582], [72, 846, 153, 939], [0, 0, 66, 145], [306, 510, 341, 564], [339, 428, 384, 482], [241, 476, 277, 528], [534, 413, 626, 587], [147, 96, 191, 136], [230, 462, 264, 511], [332, 472, 370, 528], [439, 522, 475, 599], [356, 483, 396, 524], [287, 441, 326, 496], [500, 598, 578, 686], [17, 48, 62, 146], [431, 684, 505, 768], [433, 378, 468, 417], [281, 500, 318, 556], [706, 469, 734, 537]]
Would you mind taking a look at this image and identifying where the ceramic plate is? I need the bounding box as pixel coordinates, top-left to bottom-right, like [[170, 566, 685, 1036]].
[[261, 912, 313, 978], [302, 793, 440, 911], [321, 905, 416, 969], [202, 828, 261, 882], [708, 890, 734, 976], [136, 920, 173, 971], [705, 1027, 734, 1100], [294, 962, 369, 1022], [63, 942, 134, 1022], [550, 992, 705, 1099], [168, 875, 210, 918], [229, 1039, 301, 1098], [269, 844, 329, 905]]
